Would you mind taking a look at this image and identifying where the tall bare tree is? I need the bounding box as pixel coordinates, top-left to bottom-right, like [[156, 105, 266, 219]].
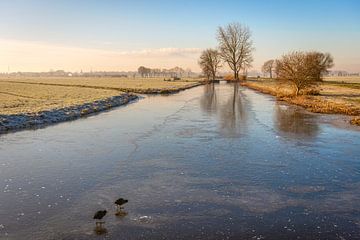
[[138, 66, 151, 77], [275, 51, 334, 95], [217, 23, 254, 81], [306, 51, 334, 81], [261, 59, 275, 78], [198, 49, 222, 81]]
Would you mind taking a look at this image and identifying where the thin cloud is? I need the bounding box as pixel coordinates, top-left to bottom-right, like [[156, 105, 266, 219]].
[[0, 39, 202, 72], [118, 48, 202, 56]]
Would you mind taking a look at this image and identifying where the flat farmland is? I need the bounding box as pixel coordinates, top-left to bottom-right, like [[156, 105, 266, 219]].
[[1, 76, 202, 93], [0, 77, 202, 115], [0, 81, 122, 115], [323, 76, 360, 83]]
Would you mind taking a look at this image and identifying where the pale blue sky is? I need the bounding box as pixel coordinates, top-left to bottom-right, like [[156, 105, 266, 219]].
[[0, 0, 359, 72]]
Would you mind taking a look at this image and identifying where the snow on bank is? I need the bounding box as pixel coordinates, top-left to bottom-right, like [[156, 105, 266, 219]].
[[0, 93, 138, 134]]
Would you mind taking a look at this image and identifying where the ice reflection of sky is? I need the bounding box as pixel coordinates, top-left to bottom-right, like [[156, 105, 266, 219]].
[[0, 83, 359, 239]]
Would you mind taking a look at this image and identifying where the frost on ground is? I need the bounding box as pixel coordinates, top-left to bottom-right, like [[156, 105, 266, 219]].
[[0, 76, 205, 133], [0, 93, 137, 133]]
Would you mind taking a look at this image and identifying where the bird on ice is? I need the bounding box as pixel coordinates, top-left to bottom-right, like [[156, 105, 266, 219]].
[[115, 198, 128, 216], [115, 198, 128, 211], [93, 210, 107, 229]]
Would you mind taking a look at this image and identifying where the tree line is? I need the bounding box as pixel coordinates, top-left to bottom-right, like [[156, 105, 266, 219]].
[[138, 66, 193, 78], [199, 22, 334, 96], [199, 22, 254, 81]]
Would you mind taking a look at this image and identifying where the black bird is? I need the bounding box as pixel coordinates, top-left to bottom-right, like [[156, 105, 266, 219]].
[[93, 210, 107, 228], [115, 198, 128, 211]]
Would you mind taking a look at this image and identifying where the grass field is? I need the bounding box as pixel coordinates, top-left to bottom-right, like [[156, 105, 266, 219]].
[[323, 76, 360, 83], [0, 81, 123, 115], [243, 77, 360, 125], [0, 77, 203, 115], [3, 75, 358, 126], [1, 76, 202, 93]]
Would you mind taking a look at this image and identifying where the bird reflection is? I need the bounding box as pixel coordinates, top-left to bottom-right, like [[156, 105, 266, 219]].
[[93, 210, 107, 235], [115, 198, 128, 217], [94, 226, 108, 235], [275, 104, 319, 139], [115, 210, 128, 217]]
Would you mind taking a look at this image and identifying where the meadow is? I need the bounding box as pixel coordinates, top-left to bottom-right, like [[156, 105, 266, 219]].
[[323, 76, 360, 83], [0, 76, 203, 115], [2, 76, 202, 92], [0, 81, 123, 115], [2, 75, 360, 125]]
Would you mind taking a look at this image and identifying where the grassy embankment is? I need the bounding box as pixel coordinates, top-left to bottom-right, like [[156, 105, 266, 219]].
[[0, 77, 203, 115], [242, 77, 360, 126]]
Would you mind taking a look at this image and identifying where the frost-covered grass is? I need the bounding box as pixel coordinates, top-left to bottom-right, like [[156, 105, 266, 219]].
[[0, 93, 137, 133], [0, 76, 203, 115], [2, 76, 202, 93], [0, 81, 122, 115]]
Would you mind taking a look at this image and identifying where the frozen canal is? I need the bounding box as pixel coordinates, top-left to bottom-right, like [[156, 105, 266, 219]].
[[0, 83, 359, 239]]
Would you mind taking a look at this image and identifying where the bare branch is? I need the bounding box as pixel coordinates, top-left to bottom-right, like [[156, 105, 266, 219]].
[[198, 49, 222, 81], [217, 23, 254, 80], [275, 51, 334, 95]]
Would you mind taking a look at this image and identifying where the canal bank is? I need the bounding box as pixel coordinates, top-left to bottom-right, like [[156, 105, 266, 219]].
[[1, 83, 359, 239]]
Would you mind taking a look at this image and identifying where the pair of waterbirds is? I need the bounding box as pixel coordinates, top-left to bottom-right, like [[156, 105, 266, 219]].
[[93, 198, 128, 230]]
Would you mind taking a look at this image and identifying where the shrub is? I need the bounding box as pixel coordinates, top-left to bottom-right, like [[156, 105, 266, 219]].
[[275, 51, 334, 95]]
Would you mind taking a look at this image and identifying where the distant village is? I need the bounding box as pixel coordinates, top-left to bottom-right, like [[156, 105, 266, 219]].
[[0, 67, 358, 78], [0, 66, 199, 78]]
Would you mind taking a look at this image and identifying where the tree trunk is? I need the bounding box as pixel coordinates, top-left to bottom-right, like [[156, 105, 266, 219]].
[[294, 85, 299, 96], [234, 70, 239, 81]]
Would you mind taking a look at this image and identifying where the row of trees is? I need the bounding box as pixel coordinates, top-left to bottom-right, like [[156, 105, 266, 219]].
[[198, 22, 334, 96], [262, 51, 334, 95], [138, 66, 193, 78], [199, 22, 254, 81]]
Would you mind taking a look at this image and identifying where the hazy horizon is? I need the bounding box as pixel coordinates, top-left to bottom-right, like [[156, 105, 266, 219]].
[[0, 0, 359, 73]]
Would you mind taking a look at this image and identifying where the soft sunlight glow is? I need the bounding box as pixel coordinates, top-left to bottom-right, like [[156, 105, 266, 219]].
[[0, 39, 202, 72]]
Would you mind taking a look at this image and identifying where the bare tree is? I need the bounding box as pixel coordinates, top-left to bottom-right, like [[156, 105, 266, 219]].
[[275, 51, 334, 95], [138, 66, 145, 77], [261, 59, 275, 78], [138, 66, 151, 77], [198, 49, 221, 81], [306, 51, 334, 81], [199, 63, 211, 81], [217, 23, 254, 81]]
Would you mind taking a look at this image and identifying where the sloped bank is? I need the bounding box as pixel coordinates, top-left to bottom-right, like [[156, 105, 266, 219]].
[[0, 93, 138, 134], [118, 82, 204, 94], [3, 80, 204, 94], [241, 81, 360, 126]]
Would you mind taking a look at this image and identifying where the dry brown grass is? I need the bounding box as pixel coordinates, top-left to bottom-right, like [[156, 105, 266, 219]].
[[285, 96, 359, 115], [243, 78, 360, 125], [242, 79, 293, 97], [323, 76, 360, 83], [351, 117, 360, 126]]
